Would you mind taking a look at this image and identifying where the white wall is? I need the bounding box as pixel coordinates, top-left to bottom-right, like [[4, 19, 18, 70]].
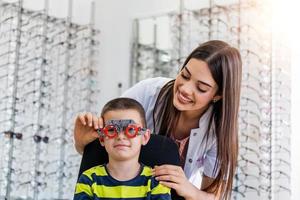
[[94, 0, 179, 109], [291, 40, 300, 200], [18, 0, 179, 109], [290, 1, 300, 199]]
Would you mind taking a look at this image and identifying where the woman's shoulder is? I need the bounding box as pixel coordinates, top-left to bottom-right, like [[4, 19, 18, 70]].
[[122, 77, 171, 99], [134, 77, 171, 88]]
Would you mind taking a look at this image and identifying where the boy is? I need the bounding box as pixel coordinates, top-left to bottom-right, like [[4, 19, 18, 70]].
[[74, 97, 171, 200]]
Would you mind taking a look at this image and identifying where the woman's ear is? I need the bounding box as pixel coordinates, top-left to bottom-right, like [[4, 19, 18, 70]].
[[212, 95, 222, 103], [142, 129, 151, 146]]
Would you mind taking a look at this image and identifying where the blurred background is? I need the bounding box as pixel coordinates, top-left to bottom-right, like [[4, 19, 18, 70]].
[[0, 0, 299, 199]]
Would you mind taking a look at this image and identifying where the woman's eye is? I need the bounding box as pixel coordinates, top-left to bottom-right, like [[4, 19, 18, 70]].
[[181, 72, 189, 79], [197, 87, 207, 93]]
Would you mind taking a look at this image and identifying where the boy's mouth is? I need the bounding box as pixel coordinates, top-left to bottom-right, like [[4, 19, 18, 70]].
[[114, 144, 130, 148]]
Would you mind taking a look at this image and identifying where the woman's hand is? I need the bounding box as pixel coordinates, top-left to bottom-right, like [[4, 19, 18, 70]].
[[152, 165, 198, 199], [74, 112, 103, 154], [152, 165, 216, 200]]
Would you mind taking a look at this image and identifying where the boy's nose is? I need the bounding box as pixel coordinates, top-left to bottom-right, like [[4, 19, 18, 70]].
[[116, 130, 126, 139]]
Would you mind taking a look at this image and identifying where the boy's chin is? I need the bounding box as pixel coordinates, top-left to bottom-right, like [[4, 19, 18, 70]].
[[109, 153, 139, 162]]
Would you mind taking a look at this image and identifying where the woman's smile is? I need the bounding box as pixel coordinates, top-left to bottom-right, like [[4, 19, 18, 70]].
[[176, 90, 193, 104]]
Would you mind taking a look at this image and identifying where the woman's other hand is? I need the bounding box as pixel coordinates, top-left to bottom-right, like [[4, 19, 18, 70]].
[[153, 165, 216, 200], [74, 112, 103, 154]]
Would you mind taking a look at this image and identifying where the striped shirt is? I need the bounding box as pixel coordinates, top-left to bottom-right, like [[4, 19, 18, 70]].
[[74, 164, 171, 200]]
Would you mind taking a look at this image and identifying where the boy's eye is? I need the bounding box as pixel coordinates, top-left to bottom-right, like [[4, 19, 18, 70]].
[[107, 127, 116, 134], [127, 127, 136, 135]]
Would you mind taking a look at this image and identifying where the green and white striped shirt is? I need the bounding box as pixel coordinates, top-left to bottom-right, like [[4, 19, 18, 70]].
[[74, 164, 171, 200]]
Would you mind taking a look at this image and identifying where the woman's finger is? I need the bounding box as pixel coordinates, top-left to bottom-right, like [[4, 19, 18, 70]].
[[155, 174, 182, 183], [92, 115, 99, 129], [153, 168, 181, 177], [157, 181, 179, 191], [153, 165, 184, 177], [86, 113, 93, 126], [78, 113, 87, 125], [98, 117, 103, 128], [154, 165, 183, 173]]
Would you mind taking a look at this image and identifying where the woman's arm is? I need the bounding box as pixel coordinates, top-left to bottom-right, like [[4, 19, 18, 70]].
[[73, 78, 148, 153], [74, 113, 102, 154], [200, 175, 221, 200], [152, 165, 219, 200]]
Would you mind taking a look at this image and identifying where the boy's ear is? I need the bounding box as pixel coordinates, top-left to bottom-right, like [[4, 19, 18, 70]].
[[99, 137, 105, 146], [141, 129, 151, 146]]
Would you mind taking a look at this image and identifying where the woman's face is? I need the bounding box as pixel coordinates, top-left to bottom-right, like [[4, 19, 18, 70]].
[[173, 58, 221, 115]]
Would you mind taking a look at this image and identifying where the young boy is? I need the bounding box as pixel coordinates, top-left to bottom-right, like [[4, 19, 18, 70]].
[[74, 97, 171, 200]]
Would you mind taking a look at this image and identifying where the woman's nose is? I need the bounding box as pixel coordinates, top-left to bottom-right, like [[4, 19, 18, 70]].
[[180, 81, 194, 95]]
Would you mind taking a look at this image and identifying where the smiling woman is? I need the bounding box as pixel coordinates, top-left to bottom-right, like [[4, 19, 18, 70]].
[[149, 41, 242, 199]]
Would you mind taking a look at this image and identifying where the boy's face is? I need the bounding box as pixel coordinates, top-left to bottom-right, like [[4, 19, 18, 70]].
[[100, 109, 150, 162]]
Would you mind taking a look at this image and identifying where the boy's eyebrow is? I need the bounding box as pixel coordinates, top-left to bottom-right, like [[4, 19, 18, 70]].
[[184, 67, 212, 88]]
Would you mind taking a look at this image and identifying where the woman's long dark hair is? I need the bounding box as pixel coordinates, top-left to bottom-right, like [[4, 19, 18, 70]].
[[153, 40, 242, 200]]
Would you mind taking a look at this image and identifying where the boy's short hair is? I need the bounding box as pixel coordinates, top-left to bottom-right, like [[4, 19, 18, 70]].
[[101, 97, 147, 127]]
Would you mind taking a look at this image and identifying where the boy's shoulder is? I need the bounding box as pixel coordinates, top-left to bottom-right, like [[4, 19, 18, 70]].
[[140, 164, 153, 176], [141, 165, 170, 195], [82, 164, 108, 179], [140, 165, 160, 186]]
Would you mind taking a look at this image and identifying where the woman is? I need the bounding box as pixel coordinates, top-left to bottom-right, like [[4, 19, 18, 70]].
[[74, 40, 242, 200]]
